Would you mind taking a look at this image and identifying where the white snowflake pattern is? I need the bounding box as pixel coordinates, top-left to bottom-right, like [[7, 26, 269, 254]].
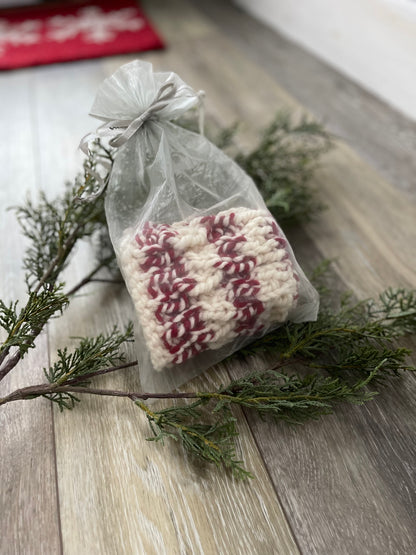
[[0, 19, 42, 54], [46, 6, 144, 43]]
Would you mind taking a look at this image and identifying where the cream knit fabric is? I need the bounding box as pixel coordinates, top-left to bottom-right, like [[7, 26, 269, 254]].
[[119, 207, 299, 371]]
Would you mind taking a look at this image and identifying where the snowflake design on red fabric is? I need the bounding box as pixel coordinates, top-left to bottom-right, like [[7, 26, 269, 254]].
[[47, 6, 144, 43], [0, 1, 163, 69], [0, 20, 41, 54], [120, 208, 299, 371]]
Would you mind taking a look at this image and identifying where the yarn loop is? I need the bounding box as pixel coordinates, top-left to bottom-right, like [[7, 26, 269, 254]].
[[120, 207, 299, 371]]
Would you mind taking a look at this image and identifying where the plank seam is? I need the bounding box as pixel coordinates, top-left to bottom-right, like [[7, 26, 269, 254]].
[[240, 403, 304, 555], [48, 325, 64, 555], [223, 359, 303, 555]]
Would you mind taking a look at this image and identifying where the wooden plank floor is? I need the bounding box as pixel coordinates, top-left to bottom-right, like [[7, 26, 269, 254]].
[[1, 0, 415, 553], [194, 0, 416, 200]]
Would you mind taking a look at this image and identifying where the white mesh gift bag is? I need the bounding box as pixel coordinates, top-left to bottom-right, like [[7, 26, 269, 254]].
[[83, 60, 319, 392]]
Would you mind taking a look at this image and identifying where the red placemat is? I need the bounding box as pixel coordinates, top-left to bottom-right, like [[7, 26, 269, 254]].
[[0, 0, 164, 70]]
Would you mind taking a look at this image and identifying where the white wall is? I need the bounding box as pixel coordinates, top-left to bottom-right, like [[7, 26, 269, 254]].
[[235, 0, 416, 121]]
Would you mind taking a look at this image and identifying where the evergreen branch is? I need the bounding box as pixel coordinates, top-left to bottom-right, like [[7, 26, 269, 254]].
[[0, 147, 113, 381], [208, 369, 378, 422], [1, 114, 415, 479], [367, 287, 416, 336], [0, 350, 23, 382], [137, 399, 250, 478], [0, 287, 68, 355], [45, 324, 134, 385], [0, 367, 380, 477], [0, 384, 199, 406], [235, 112, 332, 225], [178, 111, 332, 225], [65, 255, 117, 296], [64, 359, 138, 385], [0, 300, 19, 368], [0, 116, 328, 383], [281, 289, 416, 360], [241, 287, 416, 381], [14, 143, 113, 295], [42, 324, 133, 407], [0, 368, 383, 409], [0, 286, 68, 381], [310, 346, 414, 381], [0, 297, 413, 476]]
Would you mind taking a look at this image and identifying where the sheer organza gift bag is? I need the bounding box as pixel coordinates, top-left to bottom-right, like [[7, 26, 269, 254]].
[[82, 60, 319, 392]]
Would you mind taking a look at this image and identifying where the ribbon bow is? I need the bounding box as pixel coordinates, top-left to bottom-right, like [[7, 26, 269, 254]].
[[78, 79, 205, 201], [80, 81, 205, 155]]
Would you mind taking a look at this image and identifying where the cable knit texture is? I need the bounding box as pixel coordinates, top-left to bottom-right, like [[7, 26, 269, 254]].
[[119, 207, 299, 371]]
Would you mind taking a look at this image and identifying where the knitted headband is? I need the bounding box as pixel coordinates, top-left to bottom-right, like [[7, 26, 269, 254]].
[[119, 207, 299, 371]]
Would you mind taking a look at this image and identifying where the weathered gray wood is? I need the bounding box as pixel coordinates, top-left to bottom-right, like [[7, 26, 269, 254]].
[[1, 0, 416, 553], [144, 2, 416, 552], [32, 4, 300, 554], [193, 0, 416, 198], [0, 69, 62, 555], [226, 353, 416, 555], [49, 286, 299, 555]]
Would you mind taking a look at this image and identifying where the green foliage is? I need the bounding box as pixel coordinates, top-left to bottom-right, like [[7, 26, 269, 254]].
[[136, 368, 377, 476], [235, 112, 331, 225], [0, 113, 414, 479], [0, 146, 114, 373], [241, 286, 416, 385], [14, 150, 110, 292], [0, 300, 19, 337], [0, 286, 68, 362], [216, 369, 377, 420], [139, 399, 251, 479], [178, 111, 332, 225], [367, 287, 416, 337], [44, 323, 133, 410], [133, 279, 415, 477]]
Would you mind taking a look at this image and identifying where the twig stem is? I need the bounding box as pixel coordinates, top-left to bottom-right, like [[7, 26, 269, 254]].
[[65, 360, 138, 385], [0, 223, 84, 383], [0, 384, 199, 406], [65, 256, 117, 296], [0, 252, 115, 382]]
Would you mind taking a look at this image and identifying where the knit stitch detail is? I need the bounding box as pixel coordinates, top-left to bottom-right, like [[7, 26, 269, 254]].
[[119, 207, 299, 371]]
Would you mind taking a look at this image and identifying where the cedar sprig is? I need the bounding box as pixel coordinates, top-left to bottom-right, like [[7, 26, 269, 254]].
[[0, 145, 114, 381], [0, 115, 414, 479], [139, 398, 250, 479], [0, 287, 68, 357], [213, 369, 377, 419], [0, 286, 69, 377], [367, 287, 416, 336], [43, 323, 134, 410], [137, 368, 377, 477], [281, 288, 416, 360], [241, 286, 416, 385], [14, 152, 109, 292], [178, 111, 332, 226], [235, 112, 332, 225], [0, 284, 414, 477]]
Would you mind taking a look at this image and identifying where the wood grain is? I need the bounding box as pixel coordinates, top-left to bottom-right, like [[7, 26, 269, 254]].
[[194, 0, 416, 199], [160, 3, 416, 552], [49, 286, 299, 555], [1, 0, 416, 553], [144, 1, 416, 552], [305, 144, 416, 295], [0, 69, 62, 555], [37, 3, 300, 553], [226, 353, 416, 555]]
